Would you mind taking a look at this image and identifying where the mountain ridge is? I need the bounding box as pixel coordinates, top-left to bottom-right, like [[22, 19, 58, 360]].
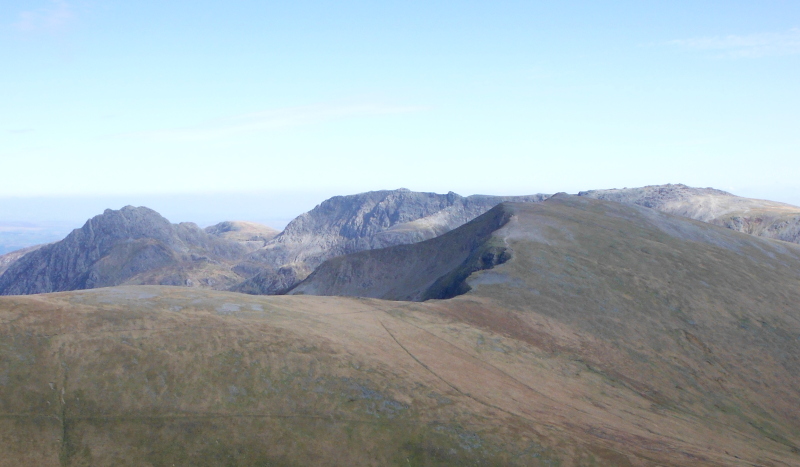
[[2, 184, 799, 297], [234, 188, 549, 294], [291, 192, 800, 303], [1, 194, 798, 464]]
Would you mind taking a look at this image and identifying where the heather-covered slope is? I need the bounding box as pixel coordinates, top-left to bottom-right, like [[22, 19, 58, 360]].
[[1, 196, 800, 465], [579, 183, 800, 244]]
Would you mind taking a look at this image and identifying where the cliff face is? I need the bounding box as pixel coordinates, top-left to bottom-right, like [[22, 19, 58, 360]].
[[235, 189, 549, 294], [578, 184, 800, 244], [0, 206, 253, 295]]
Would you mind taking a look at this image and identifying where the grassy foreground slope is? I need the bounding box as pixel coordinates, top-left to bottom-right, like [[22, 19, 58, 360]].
[[1, 196, 799, 466], [0, 287, 612, 466]]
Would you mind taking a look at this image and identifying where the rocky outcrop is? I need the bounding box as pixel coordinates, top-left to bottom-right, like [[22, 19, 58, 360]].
[[0, 206, 254, 295], [234, 189, 549, 294], [290, 203, 515, 300], [578, 184, 800, 244]]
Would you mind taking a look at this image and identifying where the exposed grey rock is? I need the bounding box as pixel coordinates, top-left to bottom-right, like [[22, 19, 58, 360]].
[[578, 184, 800, 244], [290, 194, 800, 302], [234, 189, 549, 294], [289, 203, 514, 300], [0, 244, 47, 277], [0, 206, 253, 295]]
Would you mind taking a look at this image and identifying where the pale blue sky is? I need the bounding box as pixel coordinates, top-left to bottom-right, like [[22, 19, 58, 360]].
[[1, 1, 799, 226]]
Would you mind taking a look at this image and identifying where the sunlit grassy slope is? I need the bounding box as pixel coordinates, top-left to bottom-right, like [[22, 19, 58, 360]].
[[1, 195, 799, 466]]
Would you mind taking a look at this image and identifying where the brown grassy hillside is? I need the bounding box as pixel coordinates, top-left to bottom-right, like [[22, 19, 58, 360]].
[[1, 195, 799, 466]]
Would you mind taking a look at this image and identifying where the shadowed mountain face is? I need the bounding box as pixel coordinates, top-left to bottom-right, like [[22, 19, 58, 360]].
[[289, 203, 515, 300], [579, 183, 800, 244], [234, 188, 549, 294], [0, 206, 260, 295], [1, 196, 799, 465]]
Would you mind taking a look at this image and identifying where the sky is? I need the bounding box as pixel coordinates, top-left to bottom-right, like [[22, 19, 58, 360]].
[[1, 1, 799, 246]]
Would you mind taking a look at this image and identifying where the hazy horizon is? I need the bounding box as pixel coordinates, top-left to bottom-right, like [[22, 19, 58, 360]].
[[1, 183, 798, 255], [2, 1, 798, 251]]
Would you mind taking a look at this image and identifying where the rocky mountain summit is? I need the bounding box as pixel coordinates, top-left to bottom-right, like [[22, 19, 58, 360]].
[[234, 188, 549, 294], [579, 184, 800, 244], [0, 206, 260, 295]]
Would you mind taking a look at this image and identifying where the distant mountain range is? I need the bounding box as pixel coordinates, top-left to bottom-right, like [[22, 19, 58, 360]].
[[0, 189, 548, 295], [0, 184, 798, 297]]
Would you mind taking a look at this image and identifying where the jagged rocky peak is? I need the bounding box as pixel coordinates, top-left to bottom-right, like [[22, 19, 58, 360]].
[[276, 188, 549, 245], [278, 188, 463, 239], [77, 205, 180, 248], [0, 205, 254, 296]]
